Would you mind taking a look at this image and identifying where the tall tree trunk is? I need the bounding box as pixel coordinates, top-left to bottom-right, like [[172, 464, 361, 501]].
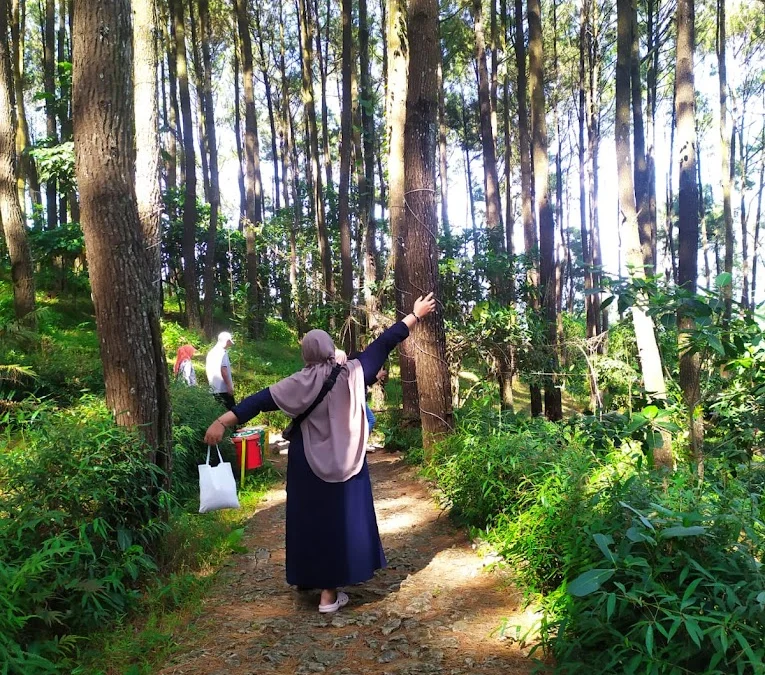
[[359, 0, 377, 338], [254, 4, 280, 212], [72, 0, 171, 474], [501, 0, 514, 304], [739, 118, 749, 309], [11, 0, 41, 213], [188, 0, 210, 204], [459, 88, 480, 300], [200, 0, 221, 338], [298, 0, 332, 301], [235, 0, 266, 336], [406, 0, 454, 451], [579, 0, 594, 340], [632, 1, 653, 276], [473, 0, 505, 300], [718, 0, 733, 322], [171, 0, 201, 329], [514, 0, 542, 415], [42, 0, 57, 229], [161, 3, 179, 191], [675, 0, 702, 468], [616, 0, 668, 462], [666, 83, 678, 284], [338, 0, 354, 352], [528, 0, 561, 420], [315, 0, 332, 195], [232, 25, 246, 224], [586, 0, 603, 337], [646, 0, 658, 266], [133, 0, 162, 314], [697, 119, 711, 288], [752, 120, 765, 311], [388, 0, 419, 420], [0, 0, 35, 325]]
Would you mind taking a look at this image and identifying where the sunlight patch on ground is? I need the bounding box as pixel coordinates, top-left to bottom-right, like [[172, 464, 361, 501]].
[[375, 494, 430, 535]]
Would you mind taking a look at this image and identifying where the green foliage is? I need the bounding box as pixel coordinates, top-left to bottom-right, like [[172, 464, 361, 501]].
[[551, 477, 765, 674], [0, 398, 167, 673], [30, 142, 76, 195], [429, 415, 571, 528]]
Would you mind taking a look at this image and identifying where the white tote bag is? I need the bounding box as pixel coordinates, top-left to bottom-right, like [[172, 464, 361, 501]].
[[198, 446, 240, 513]]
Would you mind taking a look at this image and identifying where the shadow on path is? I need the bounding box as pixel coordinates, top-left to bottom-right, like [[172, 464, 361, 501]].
[[158, 451, 538, 675]]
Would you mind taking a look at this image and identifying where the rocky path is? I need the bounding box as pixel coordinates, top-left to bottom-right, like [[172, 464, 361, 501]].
[[158, 451, 537, 675]]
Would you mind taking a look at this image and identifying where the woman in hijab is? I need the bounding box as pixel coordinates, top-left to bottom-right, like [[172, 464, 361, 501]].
[[174, 344, 198, 386], [204, 293, 437, 613]]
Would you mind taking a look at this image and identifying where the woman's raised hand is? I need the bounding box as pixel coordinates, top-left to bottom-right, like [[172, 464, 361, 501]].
[[413, 292, 436, 319]]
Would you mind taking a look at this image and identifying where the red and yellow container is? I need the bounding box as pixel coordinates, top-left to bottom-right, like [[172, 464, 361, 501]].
[[232, 427, 267, 481]]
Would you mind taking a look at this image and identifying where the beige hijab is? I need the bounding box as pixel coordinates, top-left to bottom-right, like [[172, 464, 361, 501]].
[[270, 330, 369, 482]]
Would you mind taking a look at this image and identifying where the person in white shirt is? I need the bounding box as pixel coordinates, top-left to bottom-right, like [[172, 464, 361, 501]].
[[206, 331, 235, 409]]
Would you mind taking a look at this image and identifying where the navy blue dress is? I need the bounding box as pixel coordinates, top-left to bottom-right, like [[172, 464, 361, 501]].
[[231, 321, 410, 589]]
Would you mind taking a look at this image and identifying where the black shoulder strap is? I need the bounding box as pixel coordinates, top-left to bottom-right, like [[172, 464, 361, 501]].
[[291, 363, 343, 428]]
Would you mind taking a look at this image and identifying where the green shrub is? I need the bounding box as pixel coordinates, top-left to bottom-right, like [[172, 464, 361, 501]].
[[429, 416, 572, 528], [0, 398, 167, 673], [551, 489, 765, 674]]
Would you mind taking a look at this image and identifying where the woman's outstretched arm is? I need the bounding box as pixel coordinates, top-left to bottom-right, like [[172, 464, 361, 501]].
[[203, 387, 278, 444]]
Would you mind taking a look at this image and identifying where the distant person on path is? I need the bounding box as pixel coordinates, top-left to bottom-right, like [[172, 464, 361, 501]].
[[206, 331, 235, 410], [173, 344, 198, 386], [204, 293, 437, 613]]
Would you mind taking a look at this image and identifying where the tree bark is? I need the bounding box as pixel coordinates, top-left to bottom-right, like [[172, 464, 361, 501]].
[[232, 23, 246, 223], [632, 1, 653, 276], [752, 121, 765, 311], [235, 0, 266, 336], [359, 0, 377, 338], [579, 0, 595, 352], [338, 0, 354, 352], [528, 0, 561, 420], [718, 0, 733, 322], [586, 0, 603, 337], [514, 0, 542, 415], [72, 0, 172, 474], [42, 0, 57, 229], [616, 0, 668, 451], [388, 0, 419, 420], [675, 0, 702, 469], [11, 0, 41, 213], [199, 0, 221, 338], [473, 0, 505, 301], [298, 0, 332, 301], [161, 3, 179, 191], [315, 0, 332, 196], [739, 118, 749, 309], [133, 0, 163, 314], [254, 4, 280, 212], [171, 0, 201, 329], [406, 0, 454, 450], [0, 0, 35, 325]]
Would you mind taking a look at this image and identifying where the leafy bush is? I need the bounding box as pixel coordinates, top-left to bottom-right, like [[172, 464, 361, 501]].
[[552, 485, 765, 674], [429, 416, 572, 528], [0, 398, 167, 673]]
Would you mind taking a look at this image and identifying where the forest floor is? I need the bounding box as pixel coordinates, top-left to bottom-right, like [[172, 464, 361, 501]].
[[157, 442, 541, 675]]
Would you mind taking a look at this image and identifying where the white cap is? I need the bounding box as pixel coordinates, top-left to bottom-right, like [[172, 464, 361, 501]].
[[217, 331, 234, 345]]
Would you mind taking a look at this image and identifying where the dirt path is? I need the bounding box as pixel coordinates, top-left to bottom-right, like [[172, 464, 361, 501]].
[[158, 450, 536, 675]]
